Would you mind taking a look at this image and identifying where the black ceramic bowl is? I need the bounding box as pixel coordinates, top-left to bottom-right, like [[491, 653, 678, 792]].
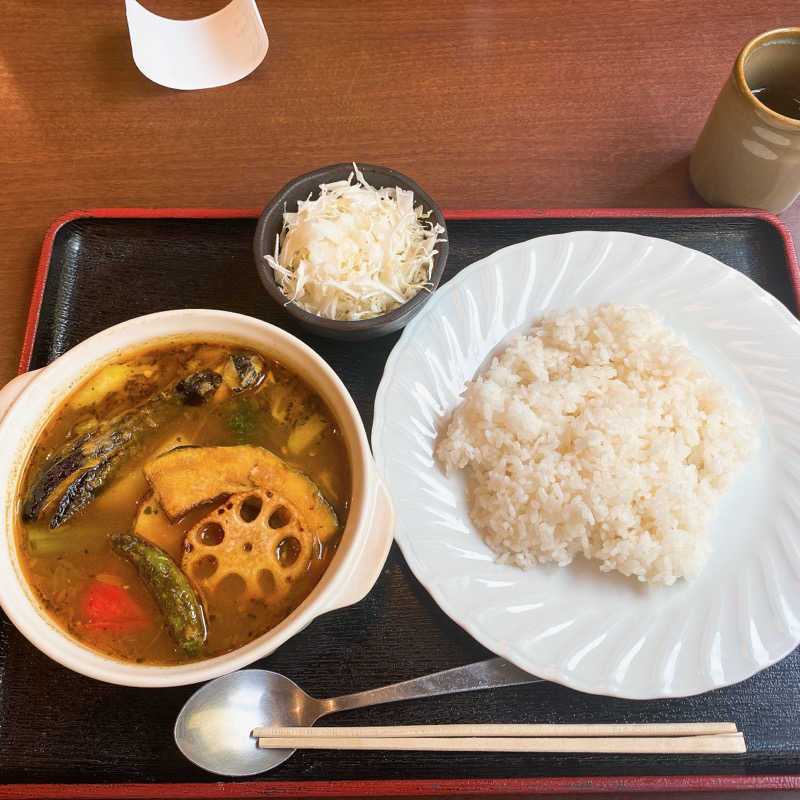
[[253, 163, 449, 341]]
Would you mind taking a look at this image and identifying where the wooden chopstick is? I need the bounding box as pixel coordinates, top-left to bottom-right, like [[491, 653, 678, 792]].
[[256, 732, 746, 754], [253, 722, 738, 739]]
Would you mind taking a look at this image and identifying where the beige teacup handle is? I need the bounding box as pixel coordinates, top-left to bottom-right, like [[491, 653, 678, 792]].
[[326, 474, 395, 612], [0, 369, 42, 425]]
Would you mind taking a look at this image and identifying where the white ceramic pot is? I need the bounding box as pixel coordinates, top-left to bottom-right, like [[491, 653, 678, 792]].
[[0, 310, 394, 687]]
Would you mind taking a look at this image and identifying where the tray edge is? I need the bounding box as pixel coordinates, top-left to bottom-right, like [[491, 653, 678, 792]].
[[2, 775, 800, 799], [11, 207, 800, 795]]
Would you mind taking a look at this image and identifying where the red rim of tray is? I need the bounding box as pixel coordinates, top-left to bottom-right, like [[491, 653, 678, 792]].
[[1, 775, 800, 798], [10, 207, 800, 797]]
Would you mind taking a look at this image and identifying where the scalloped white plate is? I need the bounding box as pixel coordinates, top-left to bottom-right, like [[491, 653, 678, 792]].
[[372, 231, 800, 699]]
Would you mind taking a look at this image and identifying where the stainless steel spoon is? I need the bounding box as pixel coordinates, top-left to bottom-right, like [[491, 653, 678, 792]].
[[174, 657, 542, 776]]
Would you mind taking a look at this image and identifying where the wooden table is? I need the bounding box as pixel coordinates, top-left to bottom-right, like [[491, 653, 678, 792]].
[[0, 0, 797, 383], [1, 5, 800, 797]]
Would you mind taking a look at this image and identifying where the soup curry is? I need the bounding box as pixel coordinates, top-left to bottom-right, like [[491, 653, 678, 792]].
[[15, 340, 349, 665]]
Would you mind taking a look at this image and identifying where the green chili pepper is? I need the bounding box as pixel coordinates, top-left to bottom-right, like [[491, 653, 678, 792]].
[[110, 532, 206, 656]]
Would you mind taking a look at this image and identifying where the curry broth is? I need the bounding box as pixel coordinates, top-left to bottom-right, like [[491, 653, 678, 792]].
[[16, 340, 350, 665]]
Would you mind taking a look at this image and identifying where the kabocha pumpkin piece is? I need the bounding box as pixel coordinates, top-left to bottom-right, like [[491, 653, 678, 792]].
[[182, 489, 315, 604], [144, 445, 338, 542]]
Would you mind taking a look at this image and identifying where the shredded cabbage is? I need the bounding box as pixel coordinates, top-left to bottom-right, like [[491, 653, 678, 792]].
[[265, 164, 446, 321]]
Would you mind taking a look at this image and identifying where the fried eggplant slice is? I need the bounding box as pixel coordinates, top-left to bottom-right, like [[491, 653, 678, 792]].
[[111, 531, 206, 656], [230, 353, 265, 393], [22, 367, 224, 527], [144, 445, 338, 542], [48, 453, 122, 529], [175, 370, 222, 405], [220, 353, 265, 394], [22, 439, 96, 523], [22, 429, 129, 524]]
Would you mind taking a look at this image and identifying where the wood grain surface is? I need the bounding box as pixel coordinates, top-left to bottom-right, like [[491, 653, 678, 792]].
[[1, 0, 799, 386]]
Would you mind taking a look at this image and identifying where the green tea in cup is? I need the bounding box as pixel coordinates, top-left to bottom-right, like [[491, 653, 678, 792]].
[[690, 28, 800, 213]]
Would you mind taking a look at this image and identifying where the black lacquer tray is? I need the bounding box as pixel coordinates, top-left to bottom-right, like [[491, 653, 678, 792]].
[[3, 208, 800, 798]]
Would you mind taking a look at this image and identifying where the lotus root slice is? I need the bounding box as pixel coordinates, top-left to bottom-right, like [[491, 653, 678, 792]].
[[182, 489, 314, 603]]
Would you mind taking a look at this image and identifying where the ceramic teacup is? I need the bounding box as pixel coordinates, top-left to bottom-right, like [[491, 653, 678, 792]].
[[690, 27, 800, 214]]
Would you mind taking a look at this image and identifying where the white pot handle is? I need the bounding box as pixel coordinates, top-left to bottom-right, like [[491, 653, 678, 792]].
[[0, 369, 42, 425], [326, 473, 395, 612]]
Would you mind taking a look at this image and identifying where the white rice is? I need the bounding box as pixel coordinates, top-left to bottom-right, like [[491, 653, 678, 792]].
[[435, 303, 757, 585]]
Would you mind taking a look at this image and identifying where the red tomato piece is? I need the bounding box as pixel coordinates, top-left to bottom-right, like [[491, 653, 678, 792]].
[[81, 579, 149, 632]]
